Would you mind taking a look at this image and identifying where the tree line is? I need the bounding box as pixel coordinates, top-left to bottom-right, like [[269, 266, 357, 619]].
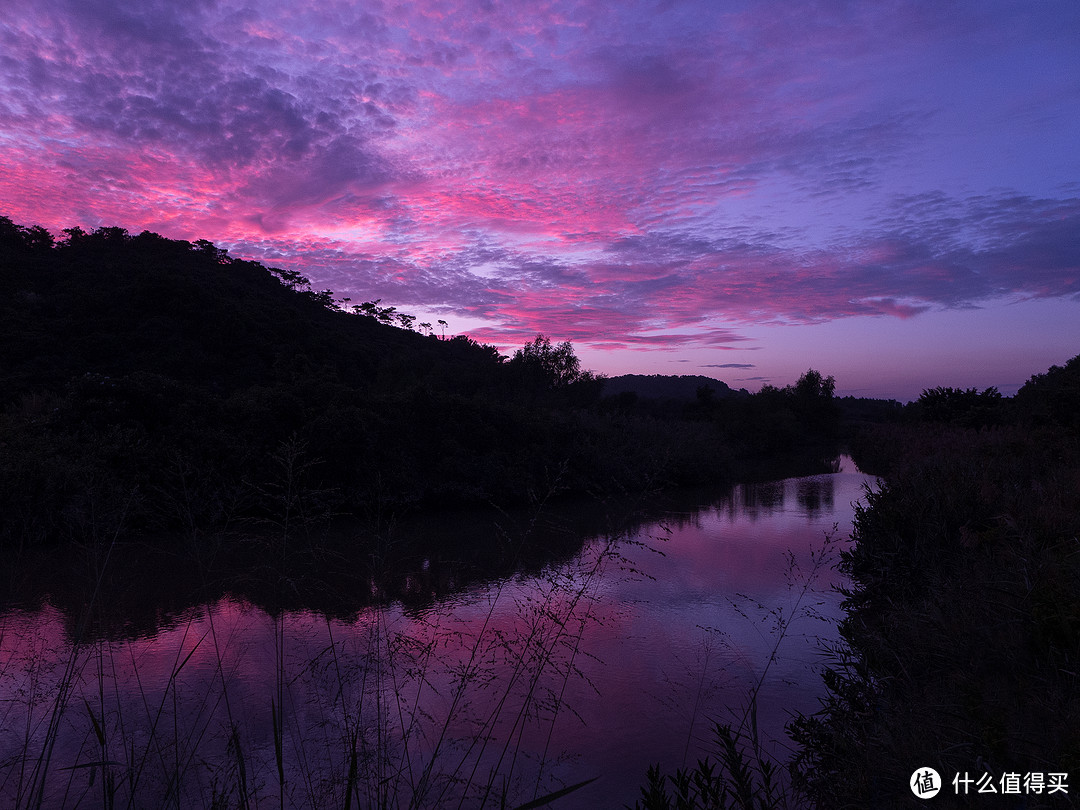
[[0, 216, 847, 548]]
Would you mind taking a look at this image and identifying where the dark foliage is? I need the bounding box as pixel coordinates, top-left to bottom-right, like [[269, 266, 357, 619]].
[[907, 385, 1005, 428], [1015, 354, 1080, 429], [790, 360, 1080, 808], [508, 333, 590, 390], [3, 215, 843, 547]]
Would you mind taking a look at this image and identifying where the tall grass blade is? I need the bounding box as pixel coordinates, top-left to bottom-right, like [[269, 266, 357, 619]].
[[510, 776, 598, 809]]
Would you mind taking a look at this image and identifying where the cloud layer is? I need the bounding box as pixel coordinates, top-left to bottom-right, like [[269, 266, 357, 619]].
[[2, 0, 1078, 366]]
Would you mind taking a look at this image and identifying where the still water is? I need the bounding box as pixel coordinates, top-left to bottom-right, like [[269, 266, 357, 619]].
[[0, 458, 871, 809]]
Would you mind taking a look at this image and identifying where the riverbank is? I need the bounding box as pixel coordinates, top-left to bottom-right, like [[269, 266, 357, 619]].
[[790, 422, 1080, 808]]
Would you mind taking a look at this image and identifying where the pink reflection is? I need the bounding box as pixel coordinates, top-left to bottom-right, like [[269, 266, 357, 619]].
[[0, 461, 868, 808]]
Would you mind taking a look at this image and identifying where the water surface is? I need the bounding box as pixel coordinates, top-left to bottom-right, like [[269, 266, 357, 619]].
[[0, 458, 872, 809]]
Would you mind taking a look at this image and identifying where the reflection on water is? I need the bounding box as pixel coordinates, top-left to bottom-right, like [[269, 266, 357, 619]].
[[0, 457, 873, 809]]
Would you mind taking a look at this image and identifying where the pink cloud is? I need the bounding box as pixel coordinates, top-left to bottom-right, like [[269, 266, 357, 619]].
[[2, 0, 1078, 387]]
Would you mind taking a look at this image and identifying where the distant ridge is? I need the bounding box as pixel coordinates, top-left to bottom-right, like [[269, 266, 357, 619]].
[[602, 374, 749, 401]]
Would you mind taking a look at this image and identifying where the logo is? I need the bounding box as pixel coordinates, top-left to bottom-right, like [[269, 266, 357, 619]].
[[911, 768, 942, 798]]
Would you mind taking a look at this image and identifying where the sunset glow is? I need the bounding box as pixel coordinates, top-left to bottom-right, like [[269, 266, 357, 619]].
[[3, 0, 1078, 397]]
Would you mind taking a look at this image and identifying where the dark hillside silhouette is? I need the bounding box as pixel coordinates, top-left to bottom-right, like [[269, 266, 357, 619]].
[[9, 215, 836, 546], [0, 218, 500, 400]]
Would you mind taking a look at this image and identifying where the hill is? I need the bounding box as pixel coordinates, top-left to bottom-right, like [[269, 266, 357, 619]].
[[601, 374, 748, 402], [0, 216, 747, 545]]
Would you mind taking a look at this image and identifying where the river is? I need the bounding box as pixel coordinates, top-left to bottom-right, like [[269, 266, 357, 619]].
[[0, 457, 872, 809]]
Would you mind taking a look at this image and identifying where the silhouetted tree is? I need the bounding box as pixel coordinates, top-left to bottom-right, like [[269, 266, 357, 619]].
[[0, 216, 53, 251], [510, 334, 584, 390], [791, 368, 836, 401], [1015, 354, 1080, 428], [193, 239, 229, 263], [787, 368, 840, 436], [354, 299, 398, 324], [911, 386, 1003, 427]]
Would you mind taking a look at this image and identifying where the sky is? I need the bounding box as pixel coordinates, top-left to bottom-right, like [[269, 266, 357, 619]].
[[2, 0, 1078, 400]]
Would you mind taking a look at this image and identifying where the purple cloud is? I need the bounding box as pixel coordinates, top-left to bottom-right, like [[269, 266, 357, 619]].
[[2, 0, 1078, 394]]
